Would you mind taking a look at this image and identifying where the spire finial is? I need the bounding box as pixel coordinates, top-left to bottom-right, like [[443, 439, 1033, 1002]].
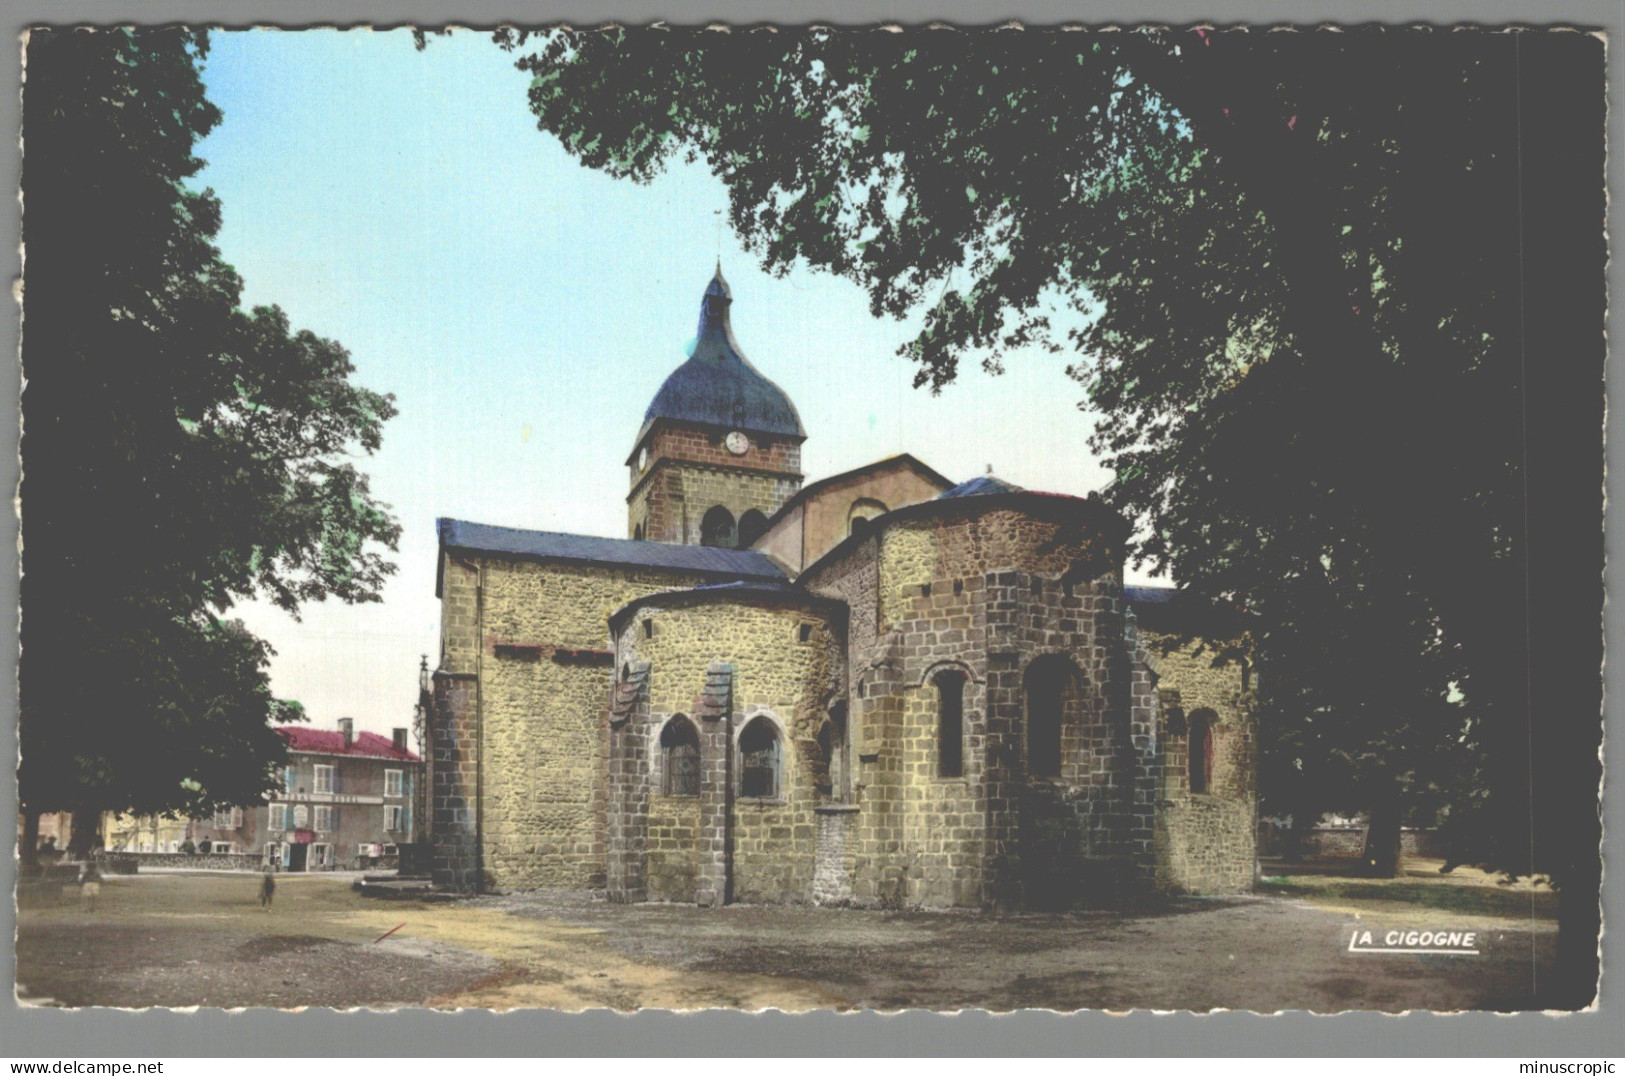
[[986, 463, 994, 476]]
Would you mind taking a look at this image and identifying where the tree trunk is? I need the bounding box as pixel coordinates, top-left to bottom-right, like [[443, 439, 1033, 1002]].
[[66, 807, 100, 860], [19, 810, 40, 872], [1360, 800, 1401, 878]]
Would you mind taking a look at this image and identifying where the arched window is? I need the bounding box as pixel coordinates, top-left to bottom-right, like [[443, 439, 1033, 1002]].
[[848, 498, 888, 537], [737, 509, 768, 549], [1189, 709, 1215, 794], [1024, 656, 1071, 778], [738, 716, 782, 799], [660, 716, 700, 797], [935, 670, 967, 778], [633, 523, 645, 541], [700, 506, 737, 547]]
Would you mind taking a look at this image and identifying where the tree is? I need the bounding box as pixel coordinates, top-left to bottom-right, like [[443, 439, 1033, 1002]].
[[19, 29, 400, 851], [499, 26, 1602, 1005]]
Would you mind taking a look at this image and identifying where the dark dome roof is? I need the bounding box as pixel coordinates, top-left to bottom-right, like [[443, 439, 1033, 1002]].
[[637, 269, 805, 444]]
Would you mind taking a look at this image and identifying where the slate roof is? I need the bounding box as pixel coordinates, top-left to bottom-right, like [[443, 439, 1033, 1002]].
[[437, 518, 788, 583], [279, 727, 419, 763], [610, 663, 649, 727], [636, 269, 805, 444], [937, 474, 1024, 499], [1125, 585, 1178, 606]]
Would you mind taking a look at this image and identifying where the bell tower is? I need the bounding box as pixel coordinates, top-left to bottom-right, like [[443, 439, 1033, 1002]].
[[627, 269, 805, 548]]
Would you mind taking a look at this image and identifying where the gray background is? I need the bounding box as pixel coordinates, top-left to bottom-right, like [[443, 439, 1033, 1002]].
[[1, 0, 1618, 1057]]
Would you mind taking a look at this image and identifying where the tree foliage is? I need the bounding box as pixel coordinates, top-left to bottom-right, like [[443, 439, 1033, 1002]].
[[499, 26, 1602, 1001], [20, 28, 400, 823]]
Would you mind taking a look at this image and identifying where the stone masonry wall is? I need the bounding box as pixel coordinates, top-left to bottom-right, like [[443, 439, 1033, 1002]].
[[634, 424, 803, 480], [611, 598, 844, 904], [628, 422, 804, 543], [801, 504, 1152, 910], [431, 551, 713, 892], [635, 463, 801, 545], [646, 795, 701, 901], [1146, 631, 1258, 894], [430, 670, 479, 891]]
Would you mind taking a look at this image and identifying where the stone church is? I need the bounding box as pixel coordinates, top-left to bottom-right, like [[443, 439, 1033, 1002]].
[[428, 270, 1258, 907]]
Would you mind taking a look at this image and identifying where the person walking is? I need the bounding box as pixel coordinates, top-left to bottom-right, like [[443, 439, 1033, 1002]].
[[260, 864, 276, 909], [78, 863, 101, 913]]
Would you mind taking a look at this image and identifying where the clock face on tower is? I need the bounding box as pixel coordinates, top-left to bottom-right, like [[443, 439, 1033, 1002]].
[[724, 431, 750, 456], [637, 446, 650, 470]]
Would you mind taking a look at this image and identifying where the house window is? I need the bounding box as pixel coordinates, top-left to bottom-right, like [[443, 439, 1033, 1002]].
[[700, 505, 737, 547], [385, 805, 405, 832], [310, 843, 332, 869], [1189, 709, 1216, 794], [314, 806, 335, 832], [264, 842, 280, 865], [294, 805, 309, 829], [660, 716, 701, 797], [798, 623, 813, 643], [385, 769, 404, 798], [213, 843, 234, 854], [284, 765, 297, 793], [737, 509, 768, 549], [213, 807, 242, 829], [267, 807, 285, 833], [1025, 656, 1070, 778], [936, 670, 967, 778], [738, 716, 782, 799], [314, 765, 334, 793]]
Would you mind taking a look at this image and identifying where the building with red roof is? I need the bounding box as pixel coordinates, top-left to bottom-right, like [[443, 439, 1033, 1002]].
[[106, 718, 423, 872]]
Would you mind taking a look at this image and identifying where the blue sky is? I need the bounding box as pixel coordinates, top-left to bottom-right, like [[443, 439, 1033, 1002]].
[[199, 28, 1130, 738]]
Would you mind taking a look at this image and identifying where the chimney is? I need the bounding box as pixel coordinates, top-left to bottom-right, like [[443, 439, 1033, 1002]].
[[392, 728, 408, 753], [338, 717, 354, 746]]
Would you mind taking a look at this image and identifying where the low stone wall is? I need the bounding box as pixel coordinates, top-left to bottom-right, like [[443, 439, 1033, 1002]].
[[98, 852, 262, 871], [1258, 826, 1444, 859]]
